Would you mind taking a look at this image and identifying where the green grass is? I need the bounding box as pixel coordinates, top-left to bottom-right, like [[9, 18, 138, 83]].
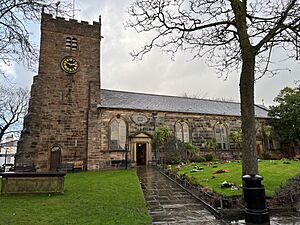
[[175, 160, 300, 197], [0, 170, 151, 225]]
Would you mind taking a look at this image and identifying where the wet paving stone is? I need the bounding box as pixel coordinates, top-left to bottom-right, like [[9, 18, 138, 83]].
[[137, 166, 223, 225], [137, 166, 300, 225]]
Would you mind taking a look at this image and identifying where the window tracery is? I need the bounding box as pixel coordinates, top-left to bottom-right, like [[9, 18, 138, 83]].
[[110, 118, 127, 150], [175, 121, 190, 143]]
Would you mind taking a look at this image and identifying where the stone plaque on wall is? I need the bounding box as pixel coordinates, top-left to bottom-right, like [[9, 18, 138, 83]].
[[131, 113, 148, 125]]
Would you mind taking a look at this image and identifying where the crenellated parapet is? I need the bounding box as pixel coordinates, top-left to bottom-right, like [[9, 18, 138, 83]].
[[41, 13, 101, 38]]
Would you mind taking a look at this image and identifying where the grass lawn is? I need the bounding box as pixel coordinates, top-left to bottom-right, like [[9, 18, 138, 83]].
[[0, 170, 151, 225], [174, 160, 300, 197]]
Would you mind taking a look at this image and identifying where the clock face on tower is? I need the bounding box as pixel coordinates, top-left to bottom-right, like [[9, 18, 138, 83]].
[[61, 57, 80, 74]]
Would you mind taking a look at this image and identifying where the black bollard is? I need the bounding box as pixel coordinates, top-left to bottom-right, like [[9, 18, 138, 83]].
[[242, 174, 270, 224]]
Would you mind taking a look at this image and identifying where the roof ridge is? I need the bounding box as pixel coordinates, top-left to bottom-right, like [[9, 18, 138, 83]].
[[101, 88, 241, 105], [101, 89, 269, 118]]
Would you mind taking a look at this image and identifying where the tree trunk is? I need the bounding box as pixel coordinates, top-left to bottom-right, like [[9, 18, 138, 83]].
[[230, 0, 259, 175], [0, 122, 11, 143], [0, 129, 5, 143], [240, 53, 258, 175]]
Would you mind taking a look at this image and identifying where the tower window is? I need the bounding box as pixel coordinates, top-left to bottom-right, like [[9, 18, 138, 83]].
[[65, 37, 78, 50]]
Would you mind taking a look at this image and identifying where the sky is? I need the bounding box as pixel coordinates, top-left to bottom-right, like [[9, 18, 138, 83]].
[[7, 0, 300, 106]]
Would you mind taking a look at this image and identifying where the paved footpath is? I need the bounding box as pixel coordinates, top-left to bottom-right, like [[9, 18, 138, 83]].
[[137, 166, 300, 225], [137, 166, 224, 225]]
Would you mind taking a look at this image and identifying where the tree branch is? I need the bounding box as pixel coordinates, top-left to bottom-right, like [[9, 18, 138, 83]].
[[254, 0, 297, 53]]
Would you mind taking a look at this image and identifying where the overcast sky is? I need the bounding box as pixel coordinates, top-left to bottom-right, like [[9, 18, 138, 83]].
[[7, 0, 300, 106]]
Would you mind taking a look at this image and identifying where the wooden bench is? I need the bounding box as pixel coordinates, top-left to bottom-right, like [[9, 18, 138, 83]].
[[99, 160, 111, 169], [57, 161, 84, 172], [111, 159, 125, 168], [73, 161, 84, 171], [57, 163, 74, 173], [14, 164, 36, 172]]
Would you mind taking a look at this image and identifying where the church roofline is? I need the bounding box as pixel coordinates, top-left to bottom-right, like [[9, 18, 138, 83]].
[[99, 105, 269, 119], [101, 88, 242, 105], [99, 89, 269, 119]]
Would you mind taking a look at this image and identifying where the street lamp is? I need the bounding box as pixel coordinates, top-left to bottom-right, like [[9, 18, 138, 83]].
[[152, 112, 157, 165], [4, 148, 8, 172], [125, 143, 128, 170]]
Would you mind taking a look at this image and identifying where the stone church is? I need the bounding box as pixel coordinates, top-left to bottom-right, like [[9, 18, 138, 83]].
[[15, 13, 272, 172]]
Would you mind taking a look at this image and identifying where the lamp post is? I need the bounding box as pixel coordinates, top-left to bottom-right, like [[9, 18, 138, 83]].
[[125, 143, 128, 170], [152, 112, 157, 165], [4, 148, 8, 172]]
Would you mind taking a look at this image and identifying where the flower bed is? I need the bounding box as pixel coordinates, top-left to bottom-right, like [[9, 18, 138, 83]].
[[158, 160, 300, 220]]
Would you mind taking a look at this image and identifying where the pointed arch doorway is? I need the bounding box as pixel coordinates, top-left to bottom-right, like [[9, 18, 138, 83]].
[[130, 132, 153, 166]]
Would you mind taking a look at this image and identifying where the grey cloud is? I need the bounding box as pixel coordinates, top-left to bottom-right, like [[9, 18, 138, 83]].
[[9, 0, 300, 107]]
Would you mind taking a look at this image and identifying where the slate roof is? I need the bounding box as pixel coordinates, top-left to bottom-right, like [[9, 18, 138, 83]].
[[100, 89, 269, 118]]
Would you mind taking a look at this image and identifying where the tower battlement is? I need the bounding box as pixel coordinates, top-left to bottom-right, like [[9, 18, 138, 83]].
[[42, 13, 101, 26], [41, 13, 101, 38]]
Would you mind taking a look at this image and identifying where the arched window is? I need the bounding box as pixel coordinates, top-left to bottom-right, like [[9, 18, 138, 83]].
[[110, 118, 127, 150], [66, 37, 78, 50], [175, 121, 190, 143], [182, 122, 190, 142], [214, 122, 228, 150], [175, 122, 183, 142]]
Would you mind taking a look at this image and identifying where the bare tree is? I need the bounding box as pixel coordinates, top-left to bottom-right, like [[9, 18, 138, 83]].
[[182, 92, 238, 102], [127, 0, 300, 175], [181, 90, 208, 99], [0, 0, 70, 76], [210, 97, 238, 102], [0, 85, 29, 142]]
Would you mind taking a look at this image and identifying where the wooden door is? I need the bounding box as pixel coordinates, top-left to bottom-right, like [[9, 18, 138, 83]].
[[50, 146, 61, 171]]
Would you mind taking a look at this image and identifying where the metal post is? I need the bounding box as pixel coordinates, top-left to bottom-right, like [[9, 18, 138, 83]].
[[4, 148, 8, 172], [152, 112, 157, 165], [242, 174, 270, 224], [125, 143, 128, 170]]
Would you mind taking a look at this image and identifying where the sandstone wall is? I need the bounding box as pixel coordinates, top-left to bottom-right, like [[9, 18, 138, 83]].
[[88, 108, 268, 169], [16, 14, 101, 171]]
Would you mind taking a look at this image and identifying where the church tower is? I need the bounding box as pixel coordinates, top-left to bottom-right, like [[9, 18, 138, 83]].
[[16, 13, 101, 171]]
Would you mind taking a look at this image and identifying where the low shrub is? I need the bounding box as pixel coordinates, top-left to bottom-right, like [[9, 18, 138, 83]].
[[260, 152, 282, 160], [261, 152, 271, 160], [191, 156, 206, 163], [271, 173, 300, 207], [164, 158, 182, 165], [204, 154, 214, 162]]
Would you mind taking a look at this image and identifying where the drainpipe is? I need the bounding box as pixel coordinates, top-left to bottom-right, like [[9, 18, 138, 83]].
[[152, 112, 157, 165]]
